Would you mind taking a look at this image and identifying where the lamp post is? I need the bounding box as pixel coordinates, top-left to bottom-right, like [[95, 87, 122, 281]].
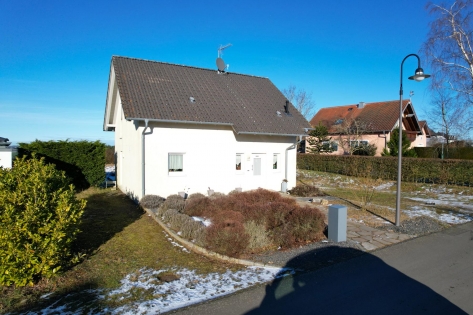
[[396, 54, 430, 226]]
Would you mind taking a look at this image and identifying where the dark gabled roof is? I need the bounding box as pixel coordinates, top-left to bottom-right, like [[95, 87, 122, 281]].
[[310, 100, 421, 134], [109, 56, 310, 135]]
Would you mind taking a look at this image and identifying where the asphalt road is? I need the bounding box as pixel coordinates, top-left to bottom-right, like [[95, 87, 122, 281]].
[[170, 221, 473, 315]]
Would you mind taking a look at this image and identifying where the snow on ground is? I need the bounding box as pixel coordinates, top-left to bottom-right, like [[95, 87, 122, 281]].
[[192, 216, 211, 227], [407, 206, 472, 224], [163, 231, 190, 253], [32, 266, 290, 315]]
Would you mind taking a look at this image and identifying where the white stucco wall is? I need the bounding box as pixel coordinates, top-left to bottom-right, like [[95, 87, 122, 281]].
[[114, 117, 298, 200], [0, 149, 13, 168]]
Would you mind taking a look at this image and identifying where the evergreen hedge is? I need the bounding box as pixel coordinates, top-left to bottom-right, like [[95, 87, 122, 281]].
[[415, 147, 473, 160], [0, 156, 86, 286], [19, 140, 106, 189], [297, 153, 473, 186]]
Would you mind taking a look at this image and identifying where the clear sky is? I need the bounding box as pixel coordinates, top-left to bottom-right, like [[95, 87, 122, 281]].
[[1, 0, 436, 146]]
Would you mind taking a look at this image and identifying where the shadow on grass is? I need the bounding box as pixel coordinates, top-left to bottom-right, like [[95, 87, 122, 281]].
[[6, 281, 108, 315], [245, 246, 467, 314], [72, 189, 143, 257]]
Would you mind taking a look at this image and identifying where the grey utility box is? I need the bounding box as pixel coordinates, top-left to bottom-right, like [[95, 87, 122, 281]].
[[328, 205, 347, 242]]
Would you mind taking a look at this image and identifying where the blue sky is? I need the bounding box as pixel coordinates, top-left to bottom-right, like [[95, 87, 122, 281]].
[[1, 0, 436, 145]]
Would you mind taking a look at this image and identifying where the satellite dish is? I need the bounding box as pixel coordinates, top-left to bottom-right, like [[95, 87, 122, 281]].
[[216, 57, 226, 72]]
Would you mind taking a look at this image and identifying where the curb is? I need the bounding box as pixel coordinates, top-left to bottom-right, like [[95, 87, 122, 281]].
[[144, 207, 280, 268]]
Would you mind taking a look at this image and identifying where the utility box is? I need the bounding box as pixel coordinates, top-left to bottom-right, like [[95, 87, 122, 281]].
[[328, 205, 347, 242]]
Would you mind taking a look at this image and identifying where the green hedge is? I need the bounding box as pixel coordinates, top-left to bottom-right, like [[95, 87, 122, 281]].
[[415, 147, 473, 160], [297, 153, 473, 186], [19, 140, 106, 189], [0, 156, 86, 286]]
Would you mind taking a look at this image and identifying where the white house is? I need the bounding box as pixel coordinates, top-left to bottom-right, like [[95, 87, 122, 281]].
[[0, 137, 14, 169], [103, 56, 311, 201]]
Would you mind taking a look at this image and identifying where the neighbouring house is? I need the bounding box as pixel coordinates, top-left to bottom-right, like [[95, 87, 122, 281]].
[[0, 137, 15, 169], [103, 56, 310, 201], [308, 100, 427, 156]]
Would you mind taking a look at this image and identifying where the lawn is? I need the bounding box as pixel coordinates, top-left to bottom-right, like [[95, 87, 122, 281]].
[[1, 187, 243, 314]]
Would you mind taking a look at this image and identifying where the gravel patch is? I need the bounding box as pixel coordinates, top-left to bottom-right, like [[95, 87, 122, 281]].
[[375, 216, 448, 235]]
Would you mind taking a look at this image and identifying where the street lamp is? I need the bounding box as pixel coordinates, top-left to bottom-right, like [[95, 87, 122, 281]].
[[396, 54, 430, 226]]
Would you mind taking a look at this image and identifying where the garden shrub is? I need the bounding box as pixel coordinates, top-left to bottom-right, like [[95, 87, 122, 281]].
[[140, 194, 165, 210], [186, 192, 206, 202], [168, 212, 193, 232], [19, 140, 106, 189], [162, 209, 180, 223], [205, 211, 249, 257], [288, 185, 325, 197], [184, 197, 217, 217], [180, 219, 205, 242], [162, 195, 185, 213], [244, 220, 271, 252], [0, 156, 86, 286]]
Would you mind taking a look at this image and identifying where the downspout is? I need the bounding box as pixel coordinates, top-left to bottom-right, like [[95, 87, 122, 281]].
[[142, 119, 149, 199], [285, 135, 303, 181]]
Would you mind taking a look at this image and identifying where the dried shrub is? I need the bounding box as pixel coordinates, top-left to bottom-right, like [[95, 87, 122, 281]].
[[162, 209, 180, 223], [289, 206, 325, 242], [186, 192, 206, 202], [244, 220, 271, 252], [205, 211, 249, 257], [180, 219, 206, 244], [168, 212, 193, 232], [140, 194, 165, 210], [288, 185, 325, 197], [184, 197, 218, 217], [208, 192, 226, 200], [162, 194, 185, 213]]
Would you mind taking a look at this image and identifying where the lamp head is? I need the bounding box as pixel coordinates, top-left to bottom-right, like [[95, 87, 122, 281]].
[[408, 67, 431, 82]]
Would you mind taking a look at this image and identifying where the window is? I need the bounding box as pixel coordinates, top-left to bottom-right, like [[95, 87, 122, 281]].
[[322, 141, 338, 151], [168, 153, 183, 172], [273, 154, 278, 170], [350, 140, 368, 148], [236, 154, 242, 170]]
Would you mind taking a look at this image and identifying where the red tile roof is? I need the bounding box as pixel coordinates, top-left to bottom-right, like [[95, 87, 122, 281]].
[[109, 56, 311, 135], [310, 100, 415, 133]]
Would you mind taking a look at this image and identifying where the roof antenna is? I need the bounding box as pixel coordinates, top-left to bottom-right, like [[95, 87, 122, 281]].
[[409, 91, 414, 102], [216, 43, 232, 73]]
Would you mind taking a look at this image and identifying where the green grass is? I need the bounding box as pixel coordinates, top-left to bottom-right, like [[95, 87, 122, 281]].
[[1, 187, 242, 314]]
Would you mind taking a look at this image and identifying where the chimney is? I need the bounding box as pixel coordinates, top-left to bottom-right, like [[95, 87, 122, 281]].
[[358, 102, 365, 109], [284, 100, 290, 114]]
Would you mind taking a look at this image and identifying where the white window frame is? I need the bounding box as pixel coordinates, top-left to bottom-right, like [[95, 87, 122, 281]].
[[272, 153, 280, 172], [168, 152, 186, 177], [236, 153, 244, 174]]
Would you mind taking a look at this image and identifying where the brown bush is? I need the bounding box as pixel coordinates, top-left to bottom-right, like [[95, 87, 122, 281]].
[[180, 219, 205, 240], [162, 194, 185, 213], [205, 210, 249, 257], [184, 197, 218, 217], [289, 206, 325, 242], [244, 220, 271, 252], [288, 185, 325, 197], [186, 192, 206, 202], [140, 194, 165, 210]]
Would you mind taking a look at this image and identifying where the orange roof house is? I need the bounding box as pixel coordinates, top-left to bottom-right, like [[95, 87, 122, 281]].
[[308, 100, 428, 156]]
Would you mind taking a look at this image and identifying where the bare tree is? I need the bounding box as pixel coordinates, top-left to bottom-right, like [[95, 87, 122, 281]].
[[334, 118, 377, 155], [422, 1, 473, 103], [282, 85, 316, 120]]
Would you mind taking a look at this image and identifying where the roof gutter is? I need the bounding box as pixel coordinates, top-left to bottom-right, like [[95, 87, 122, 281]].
[[126, 117, 233, 127], [141, 119, 151, 199], [237, 131, 307, 137], [285, 135, 303, 182], [126, 117, 307, 137]]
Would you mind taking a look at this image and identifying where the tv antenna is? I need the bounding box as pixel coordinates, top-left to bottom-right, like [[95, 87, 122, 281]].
[[217, 43, 232, 58], [216, 43, 232, 73]]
